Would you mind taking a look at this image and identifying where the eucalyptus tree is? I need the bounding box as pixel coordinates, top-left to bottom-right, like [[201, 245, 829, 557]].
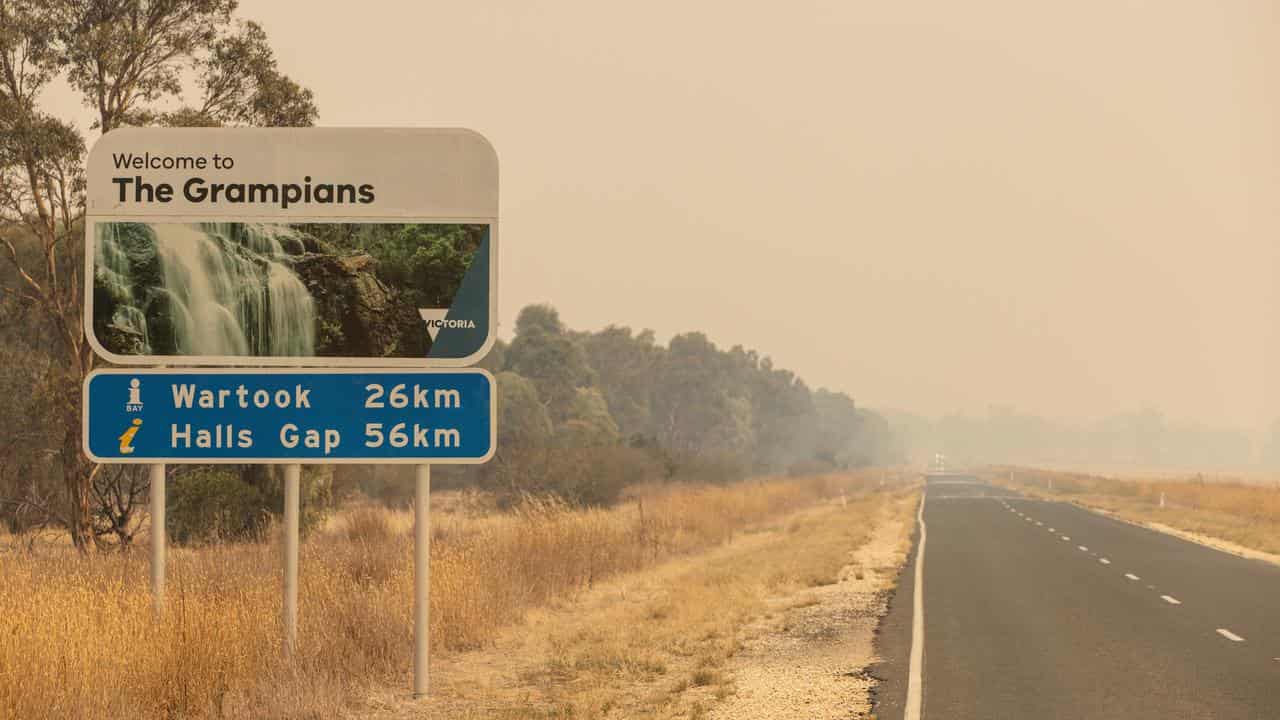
[[0, 0, 316, 549]]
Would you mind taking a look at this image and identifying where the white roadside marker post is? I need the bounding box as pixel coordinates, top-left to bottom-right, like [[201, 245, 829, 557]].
[[414, 464, 432, 698], [284, 464, 301, 657], [150, 463, 166, 616]]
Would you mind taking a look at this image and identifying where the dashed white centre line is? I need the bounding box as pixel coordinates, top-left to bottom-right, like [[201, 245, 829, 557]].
[[1061, 536, 1070, 541], [1078, 545, 1088, 552], [1035, 521, 1043, 526], [1048, 528, 1055, 532], [1124, 573, 1139, 580], [1217, 628, 1245, 642], [1161, 595, 1181, 605], [1099, 558, 1111, 565]]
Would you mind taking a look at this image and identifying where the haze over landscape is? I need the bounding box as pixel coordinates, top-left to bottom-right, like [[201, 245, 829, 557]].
[[12, 4, 1280, 719], [40, 1, 1280, 455]]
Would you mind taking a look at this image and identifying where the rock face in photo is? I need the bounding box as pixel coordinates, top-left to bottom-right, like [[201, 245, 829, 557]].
[[100, 323, 147, 356], [292, 253, 429, 358]]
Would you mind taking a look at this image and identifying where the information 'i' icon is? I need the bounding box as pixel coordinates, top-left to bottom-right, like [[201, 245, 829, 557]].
[[125, 378, 143, 412], [119, 418, 142, 454]]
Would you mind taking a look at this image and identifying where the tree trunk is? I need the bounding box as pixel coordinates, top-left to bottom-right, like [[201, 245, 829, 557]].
[[63, 443, 92, 548], [61, 385, 93, 552]]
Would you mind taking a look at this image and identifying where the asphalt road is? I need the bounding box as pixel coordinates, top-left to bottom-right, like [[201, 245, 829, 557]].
[[872, 477, 1280, 719]]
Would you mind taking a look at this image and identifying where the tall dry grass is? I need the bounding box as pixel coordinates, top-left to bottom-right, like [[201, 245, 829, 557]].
[[994, 467, 1280, 553], [0, 473, 877, 719]]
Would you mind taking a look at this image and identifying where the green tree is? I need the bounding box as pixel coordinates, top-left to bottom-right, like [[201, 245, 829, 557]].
[[162, 20, 317, 127], [580, 325, 661, 439], [505, 304, 594, 423], [730, 349, 817, 471], [1, 1, 94, 548], [0, 0, 316, 549], [56, 0, 233, 131], [651, 332, 754, 457], [495, 371, 552, 449], [556, 387, 620, 448], [813, 389, 861, 467]]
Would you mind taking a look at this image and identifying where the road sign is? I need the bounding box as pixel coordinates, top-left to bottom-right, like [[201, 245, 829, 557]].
[[83, 127, 498, 366], [83, 368, 495, 464]]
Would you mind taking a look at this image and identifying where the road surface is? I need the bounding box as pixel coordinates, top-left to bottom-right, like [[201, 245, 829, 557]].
[[873, 477, 1280, 719]]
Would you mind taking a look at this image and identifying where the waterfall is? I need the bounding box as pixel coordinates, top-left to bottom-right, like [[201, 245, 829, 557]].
[[265, 263, 316, 356], [94, 222, 317, 357]]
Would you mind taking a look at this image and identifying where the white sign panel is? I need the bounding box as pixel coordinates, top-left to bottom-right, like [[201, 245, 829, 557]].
[[84, 127, 498, 366]]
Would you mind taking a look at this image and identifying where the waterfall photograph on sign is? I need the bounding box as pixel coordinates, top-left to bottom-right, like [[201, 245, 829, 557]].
[[89, 221, 493, 363]]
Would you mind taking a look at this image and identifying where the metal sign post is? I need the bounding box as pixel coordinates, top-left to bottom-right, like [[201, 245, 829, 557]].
[[283, 464, 301, 656], [414, 464, 431, 697]]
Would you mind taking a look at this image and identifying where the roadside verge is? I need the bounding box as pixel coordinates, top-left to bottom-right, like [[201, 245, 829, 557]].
[[359, 487, 920, 719]]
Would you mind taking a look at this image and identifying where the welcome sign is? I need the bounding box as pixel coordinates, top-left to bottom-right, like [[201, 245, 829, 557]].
[[84, 128, 498, 366]]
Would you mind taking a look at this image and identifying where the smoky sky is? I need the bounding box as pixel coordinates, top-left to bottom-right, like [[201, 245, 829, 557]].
[[44, 1, 1280, 431]]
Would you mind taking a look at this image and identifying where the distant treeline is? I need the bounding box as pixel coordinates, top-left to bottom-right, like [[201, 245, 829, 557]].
[[888, 406, 1260, 469], [358, 304, 903, 508]]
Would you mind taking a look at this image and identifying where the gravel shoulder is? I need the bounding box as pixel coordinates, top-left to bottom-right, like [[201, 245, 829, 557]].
[[707, 492, 918, 720]]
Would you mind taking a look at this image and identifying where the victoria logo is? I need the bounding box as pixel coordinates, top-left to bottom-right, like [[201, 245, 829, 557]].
[[125, 378, 144, 412], [418, 308, 477, 341]]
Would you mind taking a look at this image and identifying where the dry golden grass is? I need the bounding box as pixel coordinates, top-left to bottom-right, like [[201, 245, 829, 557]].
[[993, 467, 1280, 554], [404, 485, 916, 719], [0, 473, 884, 719]]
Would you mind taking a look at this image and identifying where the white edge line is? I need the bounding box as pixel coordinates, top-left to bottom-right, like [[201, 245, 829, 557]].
[[905, 490, 926, 720]]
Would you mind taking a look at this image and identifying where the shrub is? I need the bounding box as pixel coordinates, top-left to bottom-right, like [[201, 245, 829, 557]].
[[167, 467, 270, 545], [483, 446, 663, 507], [666, 452, 748, 485], [167, 465, 332, 545]]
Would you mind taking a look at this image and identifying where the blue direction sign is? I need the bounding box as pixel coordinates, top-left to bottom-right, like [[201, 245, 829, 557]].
[[83, 369, 495, 464]]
